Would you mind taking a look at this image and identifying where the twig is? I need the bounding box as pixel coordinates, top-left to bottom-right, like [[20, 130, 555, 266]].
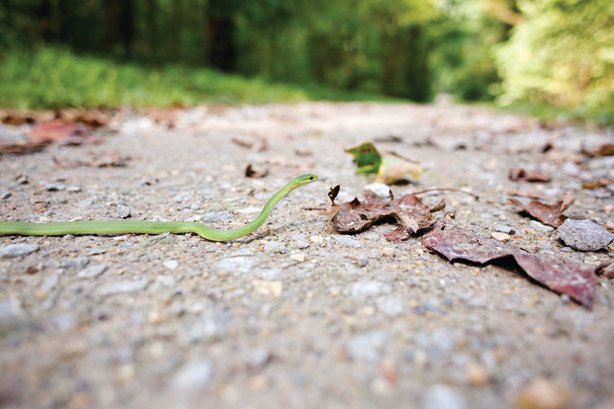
[[411, 187, 479, 201]]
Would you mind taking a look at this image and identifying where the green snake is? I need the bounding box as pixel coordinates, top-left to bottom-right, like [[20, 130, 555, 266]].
[[0, 174, 318, 241]]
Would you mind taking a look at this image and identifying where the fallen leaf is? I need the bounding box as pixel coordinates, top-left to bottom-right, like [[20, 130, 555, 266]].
[[422, 222, 597, 308], [508, 193, 574, 228], [345, 142, 422, 184], [328, 185, 340, 205], [596, 262, 614, 279], [582, 143, 614, 157], [509, 168, 551, 183], [581, 178, 614, 190], [244, 164, 269, 178], [30, 119, 87, 145], [52, 153, 130, 169], [332, 191, 442, 241]]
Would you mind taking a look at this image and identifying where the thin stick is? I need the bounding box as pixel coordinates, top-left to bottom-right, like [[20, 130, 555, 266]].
[[411, 187, 479, 201]]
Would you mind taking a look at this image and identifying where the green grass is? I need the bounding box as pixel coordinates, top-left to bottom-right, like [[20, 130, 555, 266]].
[[0, 48, 389, 109]]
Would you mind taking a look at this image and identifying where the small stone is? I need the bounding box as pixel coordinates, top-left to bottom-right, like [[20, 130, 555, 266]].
[[363, 183, 392, 199], [465, 364, 489, 387], [290, 253, 306, 263], [0, 297, 26, 327], [381, 247, 395, 257], [264, 240, 288, 254], [253, 280, 283, 297], [163, 260, 179, 270], [346, 331, 387, 362], [77, 264, 107, 279], [556, 219, 613, 251], [376, 296, 405, 317], [309, 235, 324, 245], [172, 360, 214, 390], [44, 181, 65, 191], [515, 377, 573, 409], [290, 233, 310, 249], [0, 243, 40, 258], [247, 349, 273, 370], [1, 191, 11, 200], [495, 225, 516, 234], [216, 257, 253, 274], [61, 257, 90, 269], [67, 185, 82, 193], [530, 220, 554, 233], [355, 255, 369, 267], [422, 385, 467, 409], [174, 191, 193, 203], [117, 204, 131, 219], [351, 281, 392, 299], [491, 232, 511, 242], [98, 279, 149, 296], [333, 235, 362, 248], [15, 175, 28, 184], [157, 275, 177, 288]]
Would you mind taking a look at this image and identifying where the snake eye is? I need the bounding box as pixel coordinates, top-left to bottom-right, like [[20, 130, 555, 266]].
[[308, 176, 314, 181]]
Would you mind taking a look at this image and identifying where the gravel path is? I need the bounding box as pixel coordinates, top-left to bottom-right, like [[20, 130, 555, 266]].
[[1, 102, 613, 409]]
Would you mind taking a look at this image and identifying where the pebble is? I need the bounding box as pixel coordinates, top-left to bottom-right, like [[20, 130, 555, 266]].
[[0, 243, 40, 258], [465, 363, 489, 387], [1, 191, 11, 200], [67, 185, 82, 193], [0, 297, 26, 327], [376, 296, 405, 317], [290, 233, 310, 249], [381, 247, 395, 257], [529, 220, 554, 233], [77, 264, 108, 279], [253, 280, 283, 297], [422, 385, 467, 409], [247, 349, 273, 370], [346, 330, 387, 362], [98, 279, 149, 296], [43, 181, 65, 191], [157, 275, 177, 288], [333, 235, 362, 248], [61, 257, 90, 269], [556, 219, 613, 251], [351, 281, 392, 299], [515, 377, 573, 409], [355, 255, 369, 267], [215, 257, 253, 274], [163, 260, 179, 270], [174, 191, 193, 203], [264, 240, 288, 254], [309, 235, 324, 245], [363, 183, 392, 199], [117, 204, 131, 219], [188, 314, 229, 342], [491, 232, 511, 242], [40, 274, 60, 293], [495, 225, 516, 234], [171, 359, 214, 390]]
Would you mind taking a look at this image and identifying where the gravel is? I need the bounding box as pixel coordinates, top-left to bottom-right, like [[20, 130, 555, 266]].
[[0, 243, 40, 258], [0, 103, 611, 409]]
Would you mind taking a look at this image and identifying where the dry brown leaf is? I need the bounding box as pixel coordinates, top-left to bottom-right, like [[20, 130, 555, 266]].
[[508, 193, 574, 228], [509, 168, 551, 183], [52, 153, 130, 169], [332, 191, 442, 241], [422, 222, 598, 308], [582, 143, 614, 157]]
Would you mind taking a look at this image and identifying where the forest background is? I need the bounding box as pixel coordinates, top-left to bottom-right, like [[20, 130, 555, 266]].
[[0, 0, 612, 124]]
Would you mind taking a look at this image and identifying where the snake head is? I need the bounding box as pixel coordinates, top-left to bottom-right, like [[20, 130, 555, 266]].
[[297, 173, 319, 186]]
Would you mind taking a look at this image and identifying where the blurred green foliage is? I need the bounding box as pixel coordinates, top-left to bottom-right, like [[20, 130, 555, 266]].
[[0, 0, 611, 123], [0, 48, 388, 108]]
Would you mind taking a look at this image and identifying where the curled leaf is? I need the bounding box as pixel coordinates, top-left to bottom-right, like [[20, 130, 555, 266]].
[[332, 191, 442, 241], [508, 193, 574, 228], [509, 168, 551, 183], [345, 142, 422, 184], [422, 222, 598, 308]]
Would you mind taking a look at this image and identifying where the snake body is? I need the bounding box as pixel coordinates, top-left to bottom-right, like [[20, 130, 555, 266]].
[[0, 174, 318, 241]]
